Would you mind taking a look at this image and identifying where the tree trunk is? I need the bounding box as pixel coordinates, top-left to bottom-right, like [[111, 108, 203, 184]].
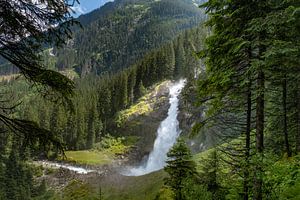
[[254, 70, 264, 200], [297, 87, 300, 152], [244, 80, 252, 200], [282, 75, 291, 157]]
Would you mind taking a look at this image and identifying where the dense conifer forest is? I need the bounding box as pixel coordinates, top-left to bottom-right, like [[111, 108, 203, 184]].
[[0, 0, 299, 199]]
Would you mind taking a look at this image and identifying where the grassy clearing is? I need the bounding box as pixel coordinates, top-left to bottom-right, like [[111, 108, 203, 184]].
[[63, 135, 139, 165], [64, 150, 113, 165]]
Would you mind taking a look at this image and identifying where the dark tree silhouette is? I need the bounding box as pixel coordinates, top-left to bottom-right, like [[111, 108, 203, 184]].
[[0, 0, 79, 150]]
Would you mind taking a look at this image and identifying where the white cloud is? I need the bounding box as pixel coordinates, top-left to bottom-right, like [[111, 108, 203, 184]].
[[99, 0, 114, 5], [71, 5, 87, 15]]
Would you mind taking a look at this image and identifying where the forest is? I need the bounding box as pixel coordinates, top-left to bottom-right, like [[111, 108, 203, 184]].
[[0, 0, 299, 200]]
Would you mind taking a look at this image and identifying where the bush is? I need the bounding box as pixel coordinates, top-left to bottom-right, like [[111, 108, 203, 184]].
[[61, 180, 97, 200], [182, 179, 213, 200], [94, 134, 129, 155], [264, 155, 300, 199], [155, 186, 175, 200], [280, 178, 300, 199]]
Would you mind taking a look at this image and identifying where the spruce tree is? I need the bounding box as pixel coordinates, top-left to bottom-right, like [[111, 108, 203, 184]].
[[174, 35, 186, 78], [86, 103, 97, 149], [4, 148, 33, 200], [164, 138, 197, 200]]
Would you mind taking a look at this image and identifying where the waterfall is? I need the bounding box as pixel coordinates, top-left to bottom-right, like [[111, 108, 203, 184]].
[[124, 79, 186, 176]]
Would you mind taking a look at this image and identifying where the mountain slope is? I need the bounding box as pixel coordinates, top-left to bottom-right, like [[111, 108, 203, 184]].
[[54, 0, 205, 76]]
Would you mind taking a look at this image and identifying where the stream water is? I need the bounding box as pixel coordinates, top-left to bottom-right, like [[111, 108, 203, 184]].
[[123, 79, 186, 176], [36, 161, 95, 174]]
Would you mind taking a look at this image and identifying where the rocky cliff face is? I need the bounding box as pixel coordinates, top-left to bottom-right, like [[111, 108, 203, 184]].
[[114, 81, 171, 164], [177, 79, 219, 153]]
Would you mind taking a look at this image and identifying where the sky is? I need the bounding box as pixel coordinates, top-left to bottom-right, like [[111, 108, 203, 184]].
[[71, 0, 114, 17]]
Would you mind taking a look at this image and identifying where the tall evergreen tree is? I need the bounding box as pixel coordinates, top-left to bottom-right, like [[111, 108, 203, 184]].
[[164, 138, 197, 200], [199, 0, 299, 199], [4, 147, 33, 200], [174, 35, 186, 78], [86, 102, 97, 149]]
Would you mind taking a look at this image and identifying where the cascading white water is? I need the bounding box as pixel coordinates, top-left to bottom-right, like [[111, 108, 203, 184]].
[[124, 79, 186, 176]]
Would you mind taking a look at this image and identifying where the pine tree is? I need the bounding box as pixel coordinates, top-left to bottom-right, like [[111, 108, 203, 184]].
[[65, 113, 77, 150], [164, 138, 197, 200], [199, 0, 300, 198], [263, 0, 300, 156], [199, 1, 272, 199], [127, 68, 137, 105], [174, 35, 186, 78], [138, 81, 147, 98], [49, 106, 59, 135], [86, 102, 97, 149], [199, 150, 224, 199], [38, 104, 50, 131], [4, 148, 33, 200], [75, 107, 85, 150], [0, 157, 5, 200]]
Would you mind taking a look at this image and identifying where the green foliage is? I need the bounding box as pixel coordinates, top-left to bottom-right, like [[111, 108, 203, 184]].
[[97, 134, 130, 155], [161, 139, 215, 200], [60, 180, 98, 200], [0, 1, 208, 199], [280, 179, 300, 200], [193, 144, 300, 200], [31, 165, 44, 177], [264, 155, 300, 199], [197, 0, 300, 199], [155, 186, 175, 200], [0, 148, 51, 200], [31, 180, 55, 200], [182, 179, 212, 200], [4, 148, 33, 200], [98, 135, 124, 149], [198, 150, 225, 200], [164, 138, 198, 200]]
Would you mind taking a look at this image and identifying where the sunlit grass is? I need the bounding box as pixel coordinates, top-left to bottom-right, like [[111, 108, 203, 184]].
[[115, 80, 169, 127], [64, 150, 113, 165]]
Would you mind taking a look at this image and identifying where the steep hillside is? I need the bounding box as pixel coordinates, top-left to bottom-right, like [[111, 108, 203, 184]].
[[0, 0, 205, 76], [54, 0, 205, 76]]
